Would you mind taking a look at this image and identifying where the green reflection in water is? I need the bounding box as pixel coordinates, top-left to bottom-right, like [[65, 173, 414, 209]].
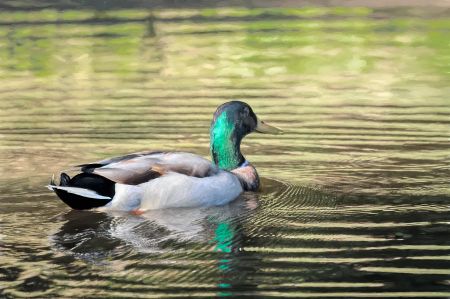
[[211, 221, 235, 253], [211, 219, 238, 297]]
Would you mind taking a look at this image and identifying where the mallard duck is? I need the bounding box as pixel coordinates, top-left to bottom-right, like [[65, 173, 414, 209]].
[[46, 101, 283, 211]]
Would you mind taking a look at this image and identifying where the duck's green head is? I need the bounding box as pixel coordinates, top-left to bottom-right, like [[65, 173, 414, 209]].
[[210, 101, 283, 170]]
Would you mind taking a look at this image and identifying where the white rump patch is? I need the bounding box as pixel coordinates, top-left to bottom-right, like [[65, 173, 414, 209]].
[[46, 185, 111, 200], [98, 184, 142, 211]]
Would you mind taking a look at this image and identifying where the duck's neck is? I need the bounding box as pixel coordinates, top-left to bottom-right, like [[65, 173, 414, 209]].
[[210, 112, 245, 171]]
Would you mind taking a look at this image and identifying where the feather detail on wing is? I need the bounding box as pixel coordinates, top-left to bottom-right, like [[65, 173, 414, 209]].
[[75, 151, 219, 185]]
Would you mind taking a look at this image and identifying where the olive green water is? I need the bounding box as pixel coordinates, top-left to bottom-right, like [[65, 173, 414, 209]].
[[1, 6, 450, 298]]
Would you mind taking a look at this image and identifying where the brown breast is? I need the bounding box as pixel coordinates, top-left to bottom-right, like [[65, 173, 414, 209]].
[[231, 162, 260, 191]]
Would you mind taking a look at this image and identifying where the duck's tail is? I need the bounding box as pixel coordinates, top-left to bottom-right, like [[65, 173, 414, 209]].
[[46, 173, 115, 210]]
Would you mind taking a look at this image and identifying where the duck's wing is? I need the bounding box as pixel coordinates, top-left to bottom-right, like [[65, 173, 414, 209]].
[[75, 151, 219, 185]]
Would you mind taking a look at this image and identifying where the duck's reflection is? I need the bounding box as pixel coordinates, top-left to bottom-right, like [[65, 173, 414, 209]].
[[50, 179, 311, 296], [50, 192, 262, 295], [51, 193, 258, 256], [110, 194, 257, 253]]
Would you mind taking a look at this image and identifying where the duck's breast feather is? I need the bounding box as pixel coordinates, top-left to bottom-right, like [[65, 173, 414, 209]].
[[78, 151, 219, 185]]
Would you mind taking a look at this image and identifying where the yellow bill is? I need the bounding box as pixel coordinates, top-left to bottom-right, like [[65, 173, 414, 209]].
[[255, 115, 283, 135]]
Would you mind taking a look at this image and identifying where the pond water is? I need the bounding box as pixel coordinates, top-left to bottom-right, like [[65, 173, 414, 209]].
[[1, 5, 450, 298]]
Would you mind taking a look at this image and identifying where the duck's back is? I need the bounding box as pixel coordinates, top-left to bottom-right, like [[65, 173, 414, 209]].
[[78, 151, 220, 184]]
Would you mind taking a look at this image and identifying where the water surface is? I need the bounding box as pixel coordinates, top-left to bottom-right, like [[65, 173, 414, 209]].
[[1, 6, 450, 298]]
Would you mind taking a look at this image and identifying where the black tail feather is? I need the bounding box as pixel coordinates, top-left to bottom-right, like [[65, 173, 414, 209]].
[[50, 173, 116, 210], [60, 173, 71, 186]]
